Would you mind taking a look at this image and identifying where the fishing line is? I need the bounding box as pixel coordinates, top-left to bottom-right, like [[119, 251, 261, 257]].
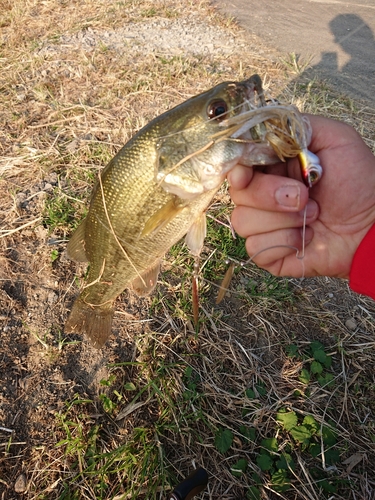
[[299, 204, 308, 262], [98, 173, 147, 286], [243, 244, 306, 278], [204, 208, 309, 302], [241, 204, 308, 277], [201, 241, 306, 303]]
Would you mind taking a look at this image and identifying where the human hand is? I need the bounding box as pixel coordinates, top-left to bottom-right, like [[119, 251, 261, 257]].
[[228, 115, 375, 279]]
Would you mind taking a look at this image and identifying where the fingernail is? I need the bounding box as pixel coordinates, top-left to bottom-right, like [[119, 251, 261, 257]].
[[304, 199, 318, 219], [275, 185, 300, 208]]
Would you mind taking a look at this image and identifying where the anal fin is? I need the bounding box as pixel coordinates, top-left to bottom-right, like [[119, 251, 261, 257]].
[[67, 220, 89, 262], [185, 212, 207, 257], [130, 260, 161, 296]]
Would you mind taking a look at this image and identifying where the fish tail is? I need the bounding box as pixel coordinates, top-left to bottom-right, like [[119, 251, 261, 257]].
[[65, 296, 114, 349]]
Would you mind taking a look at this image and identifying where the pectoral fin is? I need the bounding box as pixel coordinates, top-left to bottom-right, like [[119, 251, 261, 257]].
[[141, 197, 184, 237], [185, 212, 207, 257], [130, 260, 161, 296], [67, 220, 88, 262]]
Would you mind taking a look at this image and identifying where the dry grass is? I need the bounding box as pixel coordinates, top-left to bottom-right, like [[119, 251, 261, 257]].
[[1, 0, 375, 499]]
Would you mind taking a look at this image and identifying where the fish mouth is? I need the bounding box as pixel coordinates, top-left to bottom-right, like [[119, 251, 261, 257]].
[[215, 83, 313, 164], [212, 75, 323, 185], [215, 102, 311, 158]]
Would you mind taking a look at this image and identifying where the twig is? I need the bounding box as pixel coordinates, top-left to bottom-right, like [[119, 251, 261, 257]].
[[28, 114, 85, 129], [0, 218, 42, 238], [0, 426, 14, 433]]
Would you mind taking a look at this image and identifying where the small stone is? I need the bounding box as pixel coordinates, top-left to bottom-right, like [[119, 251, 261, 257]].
[[47, 291, 57, 304], [14, 473, 27, 493], [345, 318, 357, 331], [48, 172, 58, 184], [16, 191, 27, 200], [327, 293, 334, 298], [66, 139, 79, 153]]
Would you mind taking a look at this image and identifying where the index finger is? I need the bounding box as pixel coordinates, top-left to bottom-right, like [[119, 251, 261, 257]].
[[229, 169, 309, 212]]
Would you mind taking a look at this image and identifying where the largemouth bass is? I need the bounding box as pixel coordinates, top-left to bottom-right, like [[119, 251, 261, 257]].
[[65, 74, 321, 348]]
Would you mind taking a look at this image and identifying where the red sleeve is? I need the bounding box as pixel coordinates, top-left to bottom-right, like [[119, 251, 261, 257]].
[[349, 223, 375, 300]]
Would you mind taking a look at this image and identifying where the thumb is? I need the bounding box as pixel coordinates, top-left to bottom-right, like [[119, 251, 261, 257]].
[[227, 164, 255, 190]]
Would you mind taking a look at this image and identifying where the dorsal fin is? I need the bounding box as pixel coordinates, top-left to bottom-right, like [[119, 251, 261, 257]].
[[67, 220, 88, 262]]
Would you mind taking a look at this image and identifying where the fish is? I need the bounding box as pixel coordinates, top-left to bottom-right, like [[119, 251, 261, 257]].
[[65, 74, 321, 348]]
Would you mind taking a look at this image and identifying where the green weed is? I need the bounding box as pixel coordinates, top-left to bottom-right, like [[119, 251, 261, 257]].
[[210, 341, 350, 498], [44, 190, 85, 234], [286, 340, 335, 389]]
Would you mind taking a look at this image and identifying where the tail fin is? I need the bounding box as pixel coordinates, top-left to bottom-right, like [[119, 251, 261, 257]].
[[65, 297, 114, 349]]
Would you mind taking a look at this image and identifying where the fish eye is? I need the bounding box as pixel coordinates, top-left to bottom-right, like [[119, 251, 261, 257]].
[[207, 100, 228, 121]]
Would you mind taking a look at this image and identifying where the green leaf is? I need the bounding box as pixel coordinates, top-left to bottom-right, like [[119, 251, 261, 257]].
[[299, 368, 310, 384], [245, 388, 256, 399], [309, 443, 321, 458], [313, 349, 327, 363], [318, 372, 334, 388], [285, 344, 298, 357], [99, 394, 116, 414], [276, 453, 295, 471], [321, 426, 337, 447], [50, 249, 59, 262], [124, 382, 136, 391], [310, 341, 324, 352], [231, 458, 248, 477], [240, 425, 256, 442], [113, 390, 122, 400], [276, 410, 298, 431], [271, 470, 290, 493], [255, 382, 267, 396], [251, 472, 262, 485], [323, 354, 332, 369], [320, 479, 337, 494], [247, 486, 261, 500], [325, 448, 340, 465], [215, 428, 233, 454], [310, 361, 323, 374], [261, 437, 278, 452], [290, 425, 312, 445], [303, 415, 319, 434], [100, 375, 115, 387], [256, 453, 273, 471]]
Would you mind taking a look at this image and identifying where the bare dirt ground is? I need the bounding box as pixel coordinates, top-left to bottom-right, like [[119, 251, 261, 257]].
[[1, 1, 375, 499]]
